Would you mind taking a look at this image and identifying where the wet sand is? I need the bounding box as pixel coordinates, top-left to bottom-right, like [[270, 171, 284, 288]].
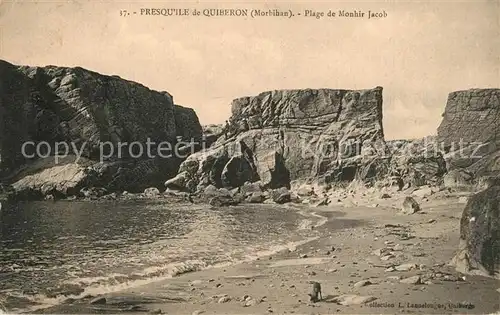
[[33, 194, 500, 314]]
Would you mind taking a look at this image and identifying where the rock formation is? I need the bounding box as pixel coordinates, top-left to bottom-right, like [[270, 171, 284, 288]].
[[386, 136, 446, 188], [437, 89, 500, 277], [3, 58, 496, 204], [202, 124, 224, 148], [166, 87, 390, 193], [437, 89, 500, 181], [437, 89, 500, 148], [451, 185, 500, 278], [0, 60, 202, 198]]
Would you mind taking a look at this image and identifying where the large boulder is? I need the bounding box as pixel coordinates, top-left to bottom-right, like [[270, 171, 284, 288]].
[[271, 187, 291, 204], [239, 181, 263, 196], [0, 60, 202, 198], [246, 192, 266, 203], [451, 185, 500, 278], [143, 187, 161, 198], [11, 161, 93, 198], [209, 195, 239, 207], [164, 171, 190, 191], [169, 87, 389, 192]]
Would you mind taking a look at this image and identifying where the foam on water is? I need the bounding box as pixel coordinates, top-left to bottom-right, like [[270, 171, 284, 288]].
[[16, 234, 324, 313], [0, 202, 329, 314]]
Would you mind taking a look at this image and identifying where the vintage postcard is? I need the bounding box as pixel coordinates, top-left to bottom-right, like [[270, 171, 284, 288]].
[[0, 0, 499, 314]]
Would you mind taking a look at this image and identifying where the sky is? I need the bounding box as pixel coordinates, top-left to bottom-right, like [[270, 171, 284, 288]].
[[0, 0, 498, 140]]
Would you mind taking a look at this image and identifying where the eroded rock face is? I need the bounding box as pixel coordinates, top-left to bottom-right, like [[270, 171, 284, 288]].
[[437, 89, 500, 148], [451, 185, 500, 278], [386, 137, 447, 188], [437, 89, 500, 181], [437, 89, 500, 278], [0, 60, 202, 197], [170, 87, 388, 192]]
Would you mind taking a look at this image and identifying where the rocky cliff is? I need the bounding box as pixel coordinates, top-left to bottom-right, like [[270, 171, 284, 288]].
[[0, 60, 202, 197], [166, 87, 391, 193], [438, 89, 500, 278], [437, 89, 500, 180], [437, 89, 500, 147]]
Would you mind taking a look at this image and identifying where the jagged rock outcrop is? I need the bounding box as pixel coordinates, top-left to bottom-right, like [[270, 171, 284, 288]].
[[0, 60, 202, 197], [386, 137, 447, 188], [167, 87, 389, 192], [451, 185, 500, 278], [437, 89, 500, 181]]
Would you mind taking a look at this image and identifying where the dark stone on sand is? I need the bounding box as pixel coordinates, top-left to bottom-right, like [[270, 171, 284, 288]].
[[271, 187, 291, 204], [246, 192, 266, 203], [451, 185, 500, 278], [353, 280, 372, 288], [400, 276, 422, 284], [209, 195, 239, 207], [402, 196, 420, 214], [239, 181, 263, 196]]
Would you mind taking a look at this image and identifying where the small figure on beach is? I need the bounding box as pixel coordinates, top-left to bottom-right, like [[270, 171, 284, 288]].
[[308, 281, 322, 302]]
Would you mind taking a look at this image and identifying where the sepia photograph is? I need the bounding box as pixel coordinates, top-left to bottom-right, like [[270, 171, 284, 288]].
[[0, 0, 499, 314]]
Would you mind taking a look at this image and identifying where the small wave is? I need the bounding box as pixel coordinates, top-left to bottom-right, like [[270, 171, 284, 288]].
[[9, 236, 324, 314], [63, 273, 129, 286], [5, 204, 329, 314], [6, 259, 210, 313], [242, 236, 319, 261], [130, 260, 208, 278]]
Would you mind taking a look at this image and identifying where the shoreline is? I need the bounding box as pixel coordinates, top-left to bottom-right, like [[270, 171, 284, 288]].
[[29, 194, 500, 314], [7, 203, 328, 314]]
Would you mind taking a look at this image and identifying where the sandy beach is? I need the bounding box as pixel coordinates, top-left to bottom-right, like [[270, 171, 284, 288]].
[[2, 2, 499, 314], [32, 192, 500, 315]]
